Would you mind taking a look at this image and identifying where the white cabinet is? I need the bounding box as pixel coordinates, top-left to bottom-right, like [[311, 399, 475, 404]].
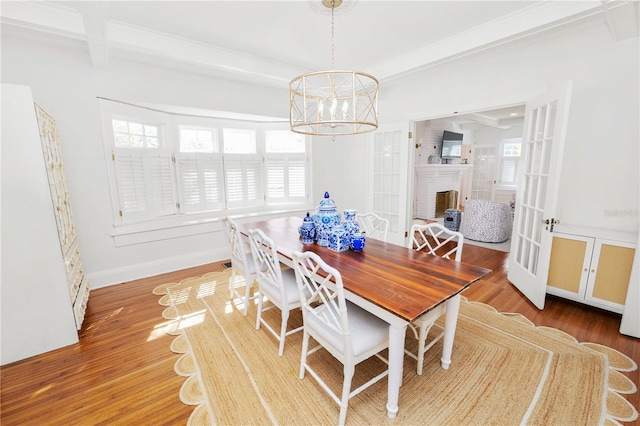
[[1, 84, 89, 365], [547, 230, 636, 314]]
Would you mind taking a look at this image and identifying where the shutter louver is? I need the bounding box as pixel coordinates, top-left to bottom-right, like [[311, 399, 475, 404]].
[[224, 156, 263, 208], [114, 152, 176, 221], [267, 160, 285, 198], [265, 155, 306, 203], [148, 156, 176, 216], [176, 155, 225, 212], [116, 155, 147, 217], [288, 160, 306, 198]]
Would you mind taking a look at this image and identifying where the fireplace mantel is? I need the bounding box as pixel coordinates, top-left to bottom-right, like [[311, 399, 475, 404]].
[[414, 164, 472, 178], [414, 164, 473, 219]]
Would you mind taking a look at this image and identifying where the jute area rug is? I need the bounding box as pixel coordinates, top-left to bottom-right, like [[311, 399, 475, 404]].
[[154, 269, 638, 425]]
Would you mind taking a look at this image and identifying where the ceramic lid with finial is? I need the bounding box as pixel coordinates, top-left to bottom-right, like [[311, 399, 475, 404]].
[[302, 211, 314, 224], [318, 191, 337, 211]]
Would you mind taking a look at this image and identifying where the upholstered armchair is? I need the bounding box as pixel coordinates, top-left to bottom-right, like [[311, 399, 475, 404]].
[[461, 199, 513, 243]]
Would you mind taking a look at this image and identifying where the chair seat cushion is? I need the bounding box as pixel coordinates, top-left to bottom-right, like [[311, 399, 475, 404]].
[[258, 268, 300, 307], [307, 301, 389, 357]]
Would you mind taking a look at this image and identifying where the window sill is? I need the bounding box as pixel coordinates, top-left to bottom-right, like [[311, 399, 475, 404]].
[[111, 205, 313, 246]]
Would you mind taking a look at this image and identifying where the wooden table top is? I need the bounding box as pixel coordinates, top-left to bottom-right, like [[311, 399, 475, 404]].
[[239, 216, 492, 323]]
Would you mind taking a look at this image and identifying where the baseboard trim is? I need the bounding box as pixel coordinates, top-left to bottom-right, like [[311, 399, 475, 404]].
[[86, 248, 228, 289]]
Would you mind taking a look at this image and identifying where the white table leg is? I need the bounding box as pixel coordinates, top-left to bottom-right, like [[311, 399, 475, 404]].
[[386, 322, 406, 418], [440, 293, 462, 370]]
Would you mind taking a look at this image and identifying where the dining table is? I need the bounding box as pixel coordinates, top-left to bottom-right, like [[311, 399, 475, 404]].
[[238, 216, 491, 419]]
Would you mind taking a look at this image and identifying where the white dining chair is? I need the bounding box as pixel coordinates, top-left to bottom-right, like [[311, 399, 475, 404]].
[[407, 222, 464, 375], [292, 250, 390, 426], [248, 228, 303, 356], [222, 216, 258, 316], [356, 212, 389, 242]]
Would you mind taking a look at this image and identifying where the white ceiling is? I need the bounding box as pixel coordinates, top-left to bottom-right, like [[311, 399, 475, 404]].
[[2, 0, 637, 126]]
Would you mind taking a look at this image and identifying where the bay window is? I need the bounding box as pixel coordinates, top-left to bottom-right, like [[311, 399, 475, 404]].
[[98, 99, 311, 241]]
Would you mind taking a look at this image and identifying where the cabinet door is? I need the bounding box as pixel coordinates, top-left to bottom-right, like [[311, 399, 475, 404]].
[[586, 240, 636, 309], [547, 233, 593, 301]]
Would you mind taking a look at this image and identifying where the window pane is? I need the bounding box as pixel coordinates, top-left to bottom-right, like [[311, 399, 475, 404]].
[[144, 125, 158, 137], [223, 128, 256, 153], [502, 140, 522, 157], [265, 131, 305, 153], [179, 127, 218, 153], [113, 120, 128, 133], [112, 119, 161, 149], [129, 122, 144, 135]]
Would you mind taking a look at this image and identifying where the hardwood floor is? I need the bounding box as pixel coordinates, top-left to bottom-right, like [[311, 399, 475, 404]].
[[1, 247, 638, 425]]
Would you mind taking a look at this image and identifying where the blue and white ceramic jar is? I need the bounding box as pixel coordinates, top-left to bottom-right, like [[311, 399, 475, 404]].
[[350, 232, 366, 251], [342, 209, 360, 237], [328, 225, 350, 252], [298, 212, 316, 244], [312, 192, 341, 247]]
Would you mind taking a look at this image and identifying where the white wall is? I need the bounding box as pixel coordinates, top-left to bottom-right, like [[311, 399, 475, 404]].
[[310, 133, 369, 213], [2, 12, 637, 288]]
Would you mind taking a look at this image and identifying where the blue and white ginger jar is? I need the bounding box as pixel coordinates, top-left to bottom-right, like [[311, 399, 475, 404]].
[[298, 212, 316, 244], [312, 192, 341, 247]]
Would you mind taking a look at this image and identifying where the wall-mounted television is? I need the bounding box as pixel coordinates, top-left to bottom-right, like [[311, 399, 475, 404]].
[[441, 130, 463, 160]]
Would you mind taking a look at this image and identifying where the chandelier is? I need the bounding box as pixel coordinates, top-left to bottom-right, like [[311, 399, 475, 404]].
[[289, 0, 379, 137]]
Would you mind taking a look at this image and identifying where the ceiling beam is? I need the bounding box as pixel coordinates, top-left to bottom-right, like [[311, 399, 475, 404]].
[[601, 0, 639, 42], [78, 2, 110, 69], [370, 1, 606, 81]]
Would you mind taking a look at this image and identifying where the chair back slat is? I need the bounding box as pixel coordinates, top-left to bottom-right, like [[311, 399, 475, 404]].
[[292, 251, 349, 339], [222, 216, 252, 274], [356, 212, 389, 242], [410, 222, 464, 262], [248, 228, 284, 292]]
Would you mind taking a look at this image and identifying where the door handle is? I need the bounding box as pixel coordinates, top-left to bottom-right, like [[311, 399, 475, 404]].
[[543, 218, 559, 232]]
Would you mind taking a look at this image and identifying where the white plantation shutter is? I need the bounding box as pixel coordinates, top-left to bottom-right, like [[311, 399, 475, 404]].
[[224, 155, 264, 208], [114, 151, 176, 221], [176, 154, 225, 212], [266, 155, 306, 203], [266, 160, 285, 198], [288, 159, 306, 198]]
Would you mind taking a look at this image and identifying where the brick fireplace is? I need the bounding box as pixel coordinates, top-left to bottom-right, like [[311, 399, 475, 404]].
[[414, 164, 471, 219]]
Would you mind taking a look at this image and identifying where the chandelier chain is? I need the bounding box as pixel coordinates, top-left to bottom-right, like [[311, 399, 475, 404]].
[[331, 1, 335, 70]]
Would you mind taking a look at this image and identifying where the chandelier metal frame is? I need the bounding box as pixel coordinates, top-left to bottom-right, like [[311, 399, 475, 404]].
[[289, 0, 379, 137]]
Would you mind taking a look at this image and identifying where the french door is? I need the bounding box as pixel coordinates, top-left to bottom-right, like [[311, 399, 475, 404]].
[[367, 122, 411, 246], [507, 82, 573, 309], [470, 145, 497, 201]]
